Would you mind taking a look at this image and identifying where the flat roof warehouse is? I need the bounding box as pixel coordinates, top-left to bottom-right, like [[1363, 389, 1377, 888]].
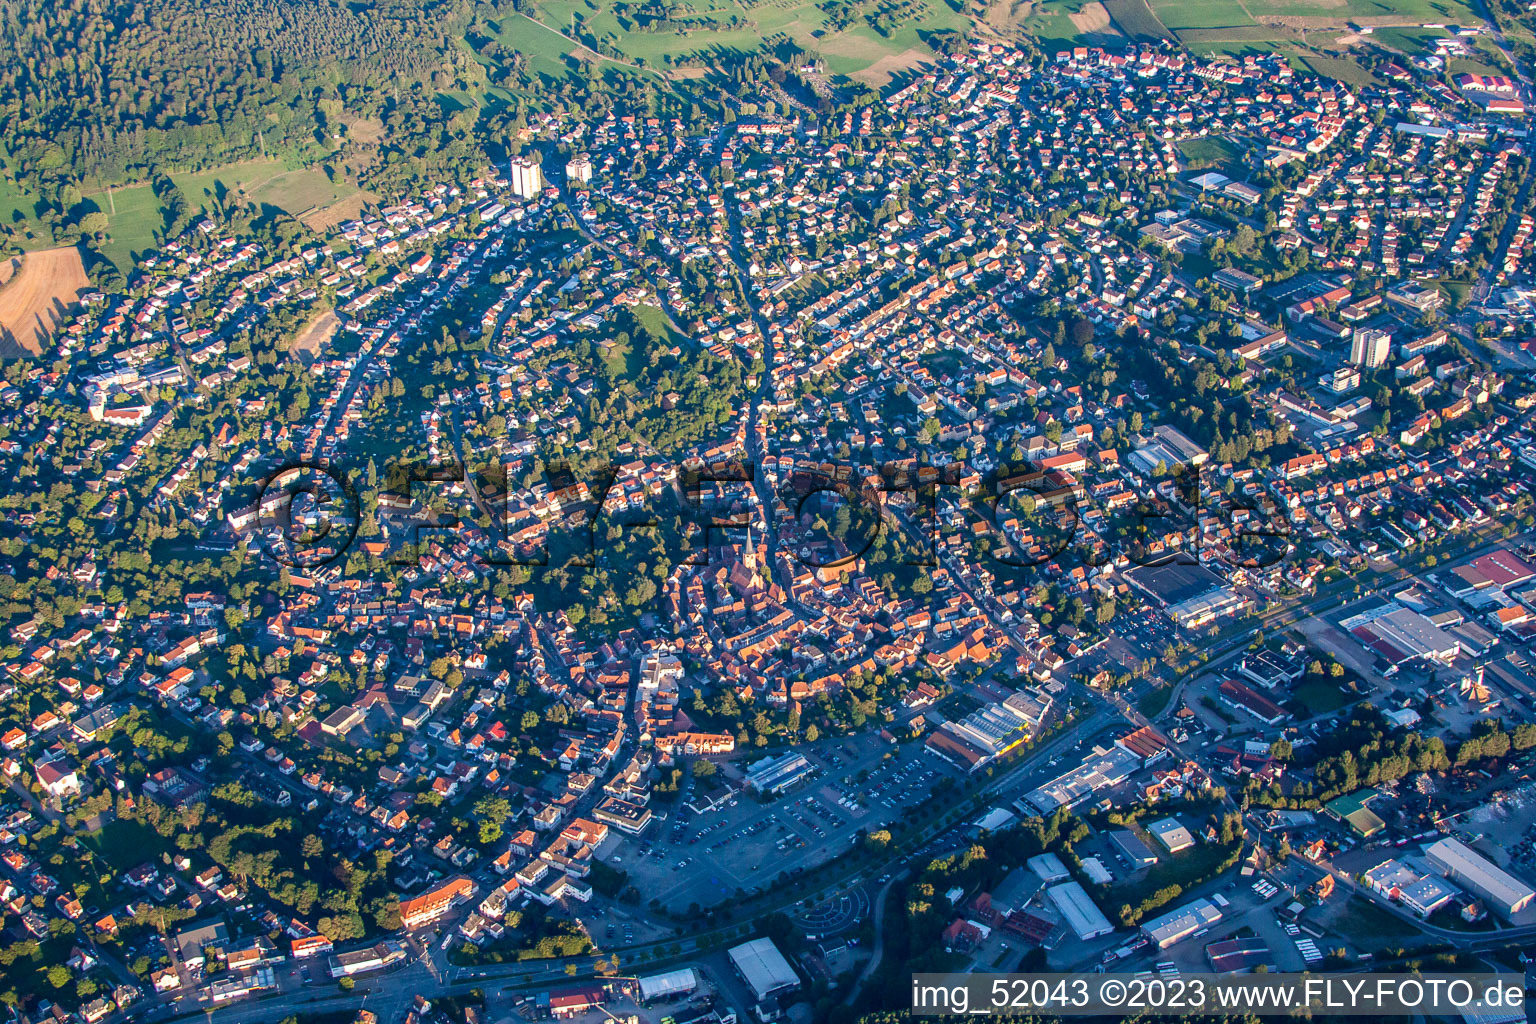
[[728, 937, 800, 1005], [1342, 603, 1461, 667]]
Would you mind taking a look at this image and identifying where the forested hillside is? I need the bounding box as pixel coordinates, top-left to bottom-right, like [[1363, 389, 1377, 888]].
[[0, 0, 517, 252]]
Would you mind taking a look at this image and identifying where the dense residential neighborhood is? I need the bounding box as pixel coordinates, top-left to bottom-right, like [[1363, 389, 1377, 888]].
[[7, 26, 1536, 1024]]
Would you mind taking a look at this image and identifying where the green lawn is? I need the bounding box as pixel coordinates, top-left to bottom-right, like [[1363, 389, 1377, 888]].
[[517, 0, 968, 78], [1332, 895, 1412, 942], [84, 158, 357, 270], [1367, 25, 1450, 53], [0, 174, 49, 250], [1179, 136, 1245, 173], [1138, 684, 1174, 718], [80, 818, 174, 873], [0, 143, 57, 251], [1292, 679, 1354, 714], [1150, 0, 1482, 62]]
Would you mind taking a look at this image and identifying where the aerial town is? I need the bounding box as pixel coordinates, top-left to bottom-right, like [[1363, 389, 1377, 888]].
[[5, 27, 1536, 1024]]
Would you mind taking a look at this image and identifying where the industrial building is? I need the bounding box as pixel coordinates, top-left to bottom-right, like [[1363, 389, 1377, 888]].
[[1109, 829, 1159, 868], [637, 968, 699, 1003], [1080, 857, 1113, 885], [1205, 937, 1274, 973], [1140, 897, 1223, 948], [1424, 838, 1535, 919], [1027, 852, 1071, 883], [1045, 881, 1115, 940], [1147, 817, 1196, 853], [547, 985, 607, 1018], [728, 938, 800, 1017], [1363, 859, 1456, 917], [1342, 604, 1461, 668], [1325, 790, 1387, 838]]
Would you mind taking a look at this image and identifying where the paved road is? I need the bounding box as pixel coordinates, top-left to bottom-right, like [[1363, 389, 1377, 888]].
[[841, 869, 904, 1006]]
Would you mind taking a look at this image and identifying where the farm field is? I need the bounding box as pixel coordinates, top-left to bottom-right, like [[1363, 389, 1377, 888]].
[[1148, 0, 1253, 33], [0, 246, 89, 357], [1103, 0, 1172, 40], [1140, 0, 1482, 52], [1019, 0, 1125, 51]]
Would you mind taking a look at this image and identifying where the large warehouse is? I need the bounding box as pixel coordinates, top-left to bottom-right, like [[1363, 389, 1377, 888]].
[[1424, 838, 1534, 919], [728, 937, 801, 1013], [1046, 881, 1115, 940], [1341, 604, 1460, 669]]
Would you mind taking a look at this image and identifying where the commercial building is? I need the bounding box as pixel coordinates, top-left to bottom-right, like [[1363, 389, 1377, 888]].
[[1238, 651, 1305, 690], [398, 876, 475, 929], [1045, 881, 1115, 940], [1125, 562, 1248, 628], [1140, 897, 1223, 948], [743, 752, 815, 794], [1217, 679, 1291, 725], [1424, 838, 1534, 919], [328, 941, 406, 978], [592, 796, 653, 835], [208, 967, 275, 1004], [728, 937, 800, 1013], [510, 155, 544, 200], [1023, 744, 1140, 813], [925, 728, 991, 772]]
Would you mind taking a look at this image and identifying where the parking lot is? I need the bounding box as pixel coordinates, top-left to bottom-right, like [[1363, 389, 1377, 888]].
[[617, 738, 961, 911]]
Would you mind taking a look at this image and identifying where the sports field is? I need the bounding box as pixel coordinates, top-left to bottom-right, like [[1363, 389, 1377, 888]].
[[0, 246, 89, 357]]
